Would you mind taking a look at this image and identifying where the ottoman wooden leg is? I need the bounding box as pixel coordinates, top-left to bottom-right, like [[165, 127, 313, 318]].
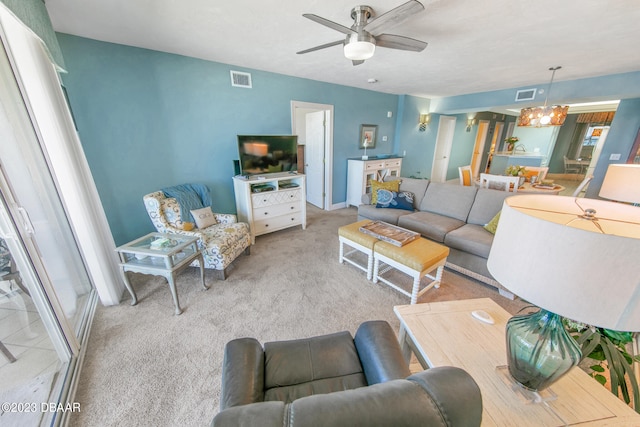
[[372, 258, 380, 283], [410, 275, 421, 305]]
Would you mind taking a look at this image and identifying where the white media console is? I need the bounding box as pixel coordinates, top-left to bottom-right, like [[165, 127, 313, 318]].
[[233, 172, 307, 244]]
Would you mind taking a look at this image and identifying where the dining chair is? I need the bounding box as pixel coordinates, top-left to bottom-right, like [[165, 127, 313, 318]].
[[524, 166, 549, 181], [458, 165, 473, 186], [479, 173, 519, 192], [572, 174, 593, 197], [563, 156, 582, 174]]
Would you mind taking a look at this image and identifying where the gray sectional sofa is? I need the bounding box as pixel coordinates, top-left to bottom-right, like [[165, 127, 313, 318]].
[[357, 177, 514, 298]]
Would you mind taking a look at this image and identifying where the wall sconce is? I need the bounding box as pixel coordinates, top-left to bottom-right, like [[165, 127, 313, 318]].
[[466, 118, 477, 132], [419, 114, 430, 131]]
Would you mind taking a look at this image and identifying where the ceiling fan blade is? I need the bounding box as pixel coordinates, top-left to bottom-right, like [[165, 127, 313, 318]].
[[297, 40, 344, 55], [363, 0, 425, 34], [376, 34, 428, 52], [352, 60, 365, 66], [302, 14, 355, 35]]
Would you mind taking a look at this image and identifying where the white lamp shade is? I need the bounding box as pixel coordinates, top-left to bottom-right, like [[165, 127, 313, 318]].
[[344, 41, 375, 60], [487, 195, 640, 331], [599, 164, 640, 203]]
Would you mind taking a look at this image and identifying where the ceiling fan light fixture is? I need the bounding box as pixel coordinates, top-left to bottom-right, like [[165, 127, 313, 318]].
[[344, 38, 376, 61]]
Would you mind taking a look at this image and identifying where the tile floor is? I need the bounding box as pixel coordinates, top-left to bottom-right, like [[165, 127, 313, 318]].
[[0, 285, 60, 396]]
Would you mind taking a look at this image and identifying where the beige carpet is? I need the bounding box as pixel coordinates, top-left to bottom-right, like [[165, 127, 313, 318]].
[[68, 205, 527, 426]]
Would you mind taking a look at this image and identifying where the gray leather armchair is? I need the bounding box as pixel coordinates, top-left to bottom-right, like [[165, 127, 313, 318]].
[[212, 320, 482, 426]]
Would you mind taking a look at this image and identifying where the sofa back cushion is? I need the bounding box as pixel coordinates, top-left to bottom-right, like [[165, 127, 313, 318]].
[[467, 188, 512, 226], [419, 182, 478, 222], [384, 177, 430, 209]]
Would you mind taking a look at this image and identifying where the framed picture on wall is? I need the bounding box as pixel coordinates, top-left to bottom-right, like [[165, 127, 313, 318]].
[[359, 124, 377, 149]]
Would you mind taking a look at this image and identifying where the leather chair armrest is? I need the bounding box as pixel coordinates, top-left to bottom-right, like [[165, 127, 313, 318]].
[[354, 320, 411, 385], [409, 367, 483, 427], [220, 338, 265, 410], [212, 401, 285, 427]]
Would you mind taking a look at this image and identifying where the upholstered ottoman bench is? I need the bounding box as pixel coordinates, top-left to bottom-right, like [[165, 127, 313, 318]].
[[338, 220, 378, 280], [373, 238, 449, 304]]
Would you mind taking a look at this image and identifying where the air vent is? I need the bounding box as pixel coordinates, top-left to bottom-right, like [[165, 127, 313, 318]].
[[230, 71, 252, 88], [515, 88, 537, 102]]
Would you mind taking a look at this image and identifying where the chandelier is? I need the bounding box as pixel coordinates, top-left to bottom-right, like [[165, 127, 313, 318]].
[[518, 66, 569, 127]]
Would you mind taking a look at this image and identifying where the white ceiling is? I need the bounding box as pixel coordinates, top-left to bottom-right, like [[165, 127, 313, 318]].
[[45, 0, 640, 100]]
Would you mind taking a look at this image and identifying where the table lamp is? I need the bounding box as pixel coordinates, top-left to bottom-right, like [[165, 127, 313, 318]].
[[599, 163, 640, 205], [487, 194, 640, 392]]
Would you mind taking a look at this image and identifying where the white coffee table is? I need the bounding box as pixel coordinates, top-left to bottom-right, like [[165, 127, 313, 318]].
[[116, 232, 207, 315], [394, 298, 640, 426]]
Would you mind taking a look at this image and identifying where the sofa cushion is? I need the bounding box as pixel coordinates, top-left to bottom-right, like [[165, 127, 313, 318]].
[[398, 211, 465, 243], [376, 190, 414, 211], [358, 204, 413, 225], [419, 182, 478, 222], [370, 180, 399, 204], [467, 188, 511, 226], [444, 224, 494, 259], [483, 212, 501, 234], [386, 177, 430, 209]]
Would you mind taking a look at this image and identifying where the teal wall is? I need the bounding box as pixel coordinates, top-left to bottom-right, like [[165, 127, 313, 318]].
[[394, 95, 434, 179], [586, 98, 640, 198], [0, 0, 64, 68], [56, 34, 399, 245]]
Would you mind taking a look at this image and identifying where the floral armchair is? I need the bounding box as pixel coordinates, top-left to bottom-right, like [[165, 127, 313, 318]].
[[143, 191, 251, 279]]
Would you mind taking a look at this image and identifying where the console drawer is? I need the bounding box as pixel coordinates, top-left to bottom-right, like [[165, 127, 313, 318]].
[[384, 159, 402, 168], [252, 189, 302, 208], [254, 212, 302, 234], [365, 161, 385, 170], [254, 202, 300, 219]]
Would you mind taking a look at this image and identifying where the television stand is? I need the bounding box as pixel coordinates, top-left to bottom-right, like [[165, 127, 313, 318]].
[[233, 172, 307, 244]]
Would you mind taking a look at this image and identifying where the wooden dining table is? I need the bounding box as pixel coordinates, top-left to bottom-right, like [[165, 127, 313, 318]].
[[517, 182, 565, 195], [474, 179, 565, 195]]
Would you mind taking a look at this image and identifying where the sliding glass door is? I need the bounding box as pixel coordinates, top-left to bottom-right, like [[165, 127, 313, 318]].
[[0, 8, 96, 426]]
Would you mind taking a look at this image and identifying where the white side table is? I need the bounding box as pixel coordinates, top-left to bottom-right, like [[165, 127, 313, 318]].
[[115, 232, 207, 315]]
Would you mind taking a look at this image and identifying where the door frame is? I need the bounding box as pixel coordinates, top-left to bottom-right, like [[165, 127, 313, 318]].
[[431, 116, 457, 182], [470, 120, 490, 179], [291, 101, 335, 210]]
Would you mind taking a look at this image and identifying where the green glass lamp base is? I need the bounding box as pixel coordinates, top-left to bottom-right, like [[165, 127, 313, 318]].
[[505, 309, 582, 392], [496, 365, 557, 404]]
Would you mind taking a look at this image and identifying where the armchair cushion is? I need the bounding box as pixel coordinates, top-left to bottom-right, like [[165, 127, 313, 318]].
[[219, 321, 410, 412], [190, 206, 218, 228]]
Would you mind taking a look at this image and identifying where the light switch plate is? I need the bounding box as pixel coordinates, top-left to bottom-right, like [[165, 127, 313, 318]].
[[609, 153, 621, 160]]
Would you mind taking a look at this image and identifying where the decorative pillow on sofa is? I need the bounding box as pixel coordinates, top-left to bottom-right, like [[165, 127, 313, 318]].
[[483, 211, 501, 234], [376, 190, 415, 211], [370, 180, 400, 204], [190, 206, 218, 229]]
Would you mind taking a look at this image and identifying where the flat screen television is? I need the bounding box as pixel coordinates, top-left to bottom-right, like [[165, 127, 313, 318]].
[[237, 135, 298, 176]]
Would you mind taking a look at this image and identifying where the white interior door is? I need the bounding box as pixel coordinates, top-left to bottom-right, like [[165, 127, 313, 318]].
[[305, 111, 325, 208], [431, 116, 456, 182]]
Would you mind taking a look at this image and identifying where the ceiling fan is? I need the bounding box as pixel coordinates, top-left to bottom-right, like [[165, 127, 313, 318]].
[[297, 0, 428, 66]]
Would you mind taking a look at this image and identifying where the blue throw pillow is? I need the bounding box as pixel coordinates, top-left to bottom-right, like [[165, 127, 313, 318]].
[[376, 190, 414, 211]]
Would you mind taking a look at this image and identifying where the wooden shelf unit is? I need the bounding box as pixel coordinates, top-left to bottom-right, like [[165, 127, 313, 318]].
[[346, 157, 402, 207]]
